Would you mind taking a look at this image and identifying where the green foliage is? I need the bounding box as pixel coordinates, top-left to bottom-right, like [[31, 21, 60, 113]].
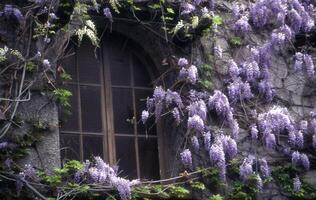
[[110, 0, 121, 13], [198, 64, 213, 89], [26, 61, 36, 72], [167, 185, 190, 199], [73, 3, 99, 46], [59, 70, 72, 81], [212, 15, 223, 26], [272, 165, 316, 199], [189, 181, 205, 190], [229, 36, 242, 46], [209, 194, 224, 200], [0, 46, 8, 62], [53, 88, 72, 108]]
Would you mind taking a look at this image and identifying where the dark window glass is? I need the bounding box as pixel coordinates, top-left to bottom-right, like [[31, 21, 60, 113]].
[[61, 48, 77, 82], [83, 135, 104, 160], [77, 40, 101, 84], [60, 133, 80, 163], [60, 84, 79, 131], [112, 88, 134, 134], [133, 55, 152, 87], [80, 85, 102, 132], [135, 89, 156, 135], [109, 53, 131, 86], [115, 136, 137, 178], [138, 138, 160, 179]]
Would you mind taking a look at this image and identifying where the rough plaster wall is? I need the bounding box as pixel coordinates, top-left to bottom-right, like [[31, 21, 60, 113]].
[[17, 93, 60, 173]]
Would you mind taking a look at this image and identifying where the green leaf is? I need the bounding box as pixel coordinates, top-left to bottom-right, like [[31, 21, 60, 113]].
[[166, 7, 174, 14], [192, 16, 199, 29], [212, 15, 222, 25]]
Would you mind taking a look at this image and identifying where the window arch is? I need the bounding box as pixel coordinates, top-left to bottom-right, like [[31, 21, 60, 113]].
[[59, 33, 160, 180]]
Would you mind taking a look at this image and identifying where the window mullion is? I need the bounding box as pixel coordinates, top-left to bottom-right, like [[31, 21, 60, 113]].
[[130, 53, 141, 179]]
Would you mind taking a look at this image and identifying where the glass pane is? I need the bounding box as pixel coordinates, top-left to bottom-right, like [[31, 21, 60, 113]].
[[60, 133, 80, 163], [112, 88, 134, 134], [135, 89, 156, 135], [83, 135, 103, 160], [133, 55, 152, 87], [80, 85, 102, 132], [60, 84, 79, 131], [109, 52, 131, 86], [61, 47, 77, 82], [115, 136, 137, 178], [138, 138, 160, 179], [77, 40, 101, 84]]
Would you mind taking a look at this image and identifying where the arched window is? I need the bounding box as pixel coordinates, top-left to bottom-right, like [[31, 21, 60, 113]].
[[59, 33, 160, 180]]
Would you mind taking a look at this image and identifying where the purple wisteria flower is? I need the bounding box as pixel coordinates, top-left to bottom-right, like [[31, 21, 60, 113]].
[[234, 16, 251, 32], [165, 89, 183, 108], [180, 149, 192, 169], [228, 59, 240, 79], [188, 114, 204, 132], [19, 164, 38, 181], [103, 7, 113, 22], [191, 136, 200, 152], [209, 143, 226, 179], [265, 133, 276, 149], [172, 107, 181, 125], [294, 52, 304, 72], [181, 3, 195, 15], [313, 133, 316, 150], [304, 54, 315, 78], [3, 5, 24, 23], [240, 60, 260, 82], [239, 156, 254, 180], [204, 131, 212, 151], [111, 176, 132, 200], [178, 58, 188, 67], [178, 65, 198, 84], [288, 131, 296, 147], [295, 131, 304, 149], [292, 151, 301, 166], [258, 106, 294, 135], [146, 97, 154, 111], [187, 100, 207, 120], [219, 135, 237, 159], [258, 79, 273, 102], [289, 9, 302, 34], [259, 158, 270, 178], [250, 124, 258, 140], [141, 110, 149, 124], [293, 176, 301, 192], [208, 90, 232, 120], [300, 153, 310, 171], [153, 86, 165, 102]]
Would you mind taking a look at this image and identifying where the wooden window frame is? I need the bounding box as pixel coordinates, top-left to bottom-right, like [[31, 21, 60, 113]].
[[60, 36, 167, 179]]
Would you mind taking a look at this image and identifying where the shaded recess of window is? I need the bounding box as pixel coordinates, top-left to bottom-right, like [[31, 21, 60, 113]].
[[59, 35, 160, 180]]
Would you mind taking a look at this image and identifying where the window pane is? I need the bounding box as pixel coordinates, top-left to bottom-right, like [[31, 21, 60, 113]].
[[60, 133, 80, 163], [60, 84, 79, 131], [80, 85, 102, 132], [83, 135, 104, 160], [77, 40, 101, 84], [138, 138, 160, 179], [61, 48, 77, 82], [135, 89, 156, 135], [109, 52, 131, 86], [133, 55, 152, 87], [112, 88, 134, 134], [115, 136, 137, 178]]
